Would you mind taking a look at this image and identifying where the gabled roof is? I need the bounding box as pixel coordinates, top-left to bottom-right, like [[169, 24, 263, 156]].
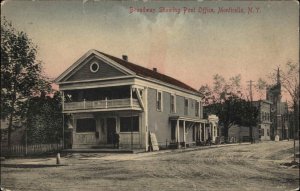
[[55, 49, 199, 94], [96, 51, 199, 93]]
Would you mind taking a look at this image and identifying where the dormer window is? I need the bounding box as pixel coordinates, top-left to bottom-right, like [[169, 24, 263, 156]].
[[90, 62, 99, 73]]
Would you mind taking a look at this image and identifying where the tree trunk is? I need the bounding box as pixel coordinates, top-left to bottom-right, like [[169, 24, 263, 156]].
[[294, 102, 299, 139], [8, 94, 16, 148], [293, 101, 299, 162]]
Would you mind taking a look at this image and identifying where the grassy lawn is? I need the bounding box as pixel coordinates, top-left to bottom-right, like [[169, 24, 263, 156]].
[[1, 141, 299, 191]]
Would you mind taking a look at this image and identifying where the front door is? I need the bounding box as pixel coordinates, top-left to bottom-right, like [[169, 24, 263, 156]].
[[171, 120, 176, 142], [107, 118, 116, 144]]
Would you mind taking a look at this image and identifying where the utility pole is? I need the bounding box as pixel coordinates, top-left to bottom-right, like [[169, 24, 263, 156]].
[[247, 80, 255, 143], [247, 80, 254, 103]]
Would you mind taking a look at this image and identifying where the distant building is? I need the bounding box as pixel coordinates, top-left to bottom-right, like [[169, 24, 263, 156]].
[[266, 68, 289, 140], [227, 100, 272, 142], [252, 100, 272, 141], [207, 114, 219, 143]]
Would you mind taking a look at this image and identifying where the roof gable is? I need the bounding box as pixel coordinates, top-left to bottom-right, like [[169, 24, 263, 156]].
[[56, 49, 199, 94], [62, 56, 127, 82], [55, 50, 134, 83]]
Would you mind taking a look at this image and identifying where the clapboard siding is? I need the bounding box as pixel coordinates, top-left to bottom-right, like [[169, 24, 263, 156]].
[[64, 57, 126, 81]]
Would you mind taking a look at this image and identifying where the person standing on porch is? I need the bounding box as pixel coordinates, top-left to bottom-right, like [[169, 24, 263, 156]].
[[114, 133, 120, 149]]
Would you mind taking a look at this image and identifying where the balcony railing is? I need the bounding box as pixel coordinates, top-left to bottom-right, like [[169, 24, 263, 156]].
[[64, 98, 141, 111]]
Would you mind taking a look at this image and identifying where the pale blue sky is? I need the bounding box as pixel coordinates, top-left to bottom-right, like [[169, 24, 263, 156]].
[[1, 0, 299, 99]]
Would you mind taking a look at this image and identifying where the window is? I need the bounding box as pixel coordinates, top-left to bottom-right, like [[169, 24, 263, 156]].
[[184, 98, 189, 115], [195, 101, 200, 117], [267, 129, 270, 136], [170, 94, 176, 113], [120, 116, 139, 132], [90, 62, 99, 73], [76, 118, 96, 132], [157, 91, 162, 111]]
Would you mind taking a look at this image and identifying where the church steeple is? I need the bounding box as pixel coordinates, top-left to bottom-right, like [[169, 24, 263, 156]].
[[277, 67, 280, 85]]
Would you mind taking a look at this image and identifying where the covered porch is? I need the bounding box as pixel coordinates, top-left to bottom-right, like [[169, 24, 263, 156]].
[[66, 110, 146, 150], [169, 116, 219, 148]]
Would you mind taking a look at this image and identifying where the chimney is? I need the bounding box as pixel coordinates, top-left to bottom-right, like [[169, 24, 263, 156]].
[[153, 68, 157, 72], [122, 55, 128, 61]]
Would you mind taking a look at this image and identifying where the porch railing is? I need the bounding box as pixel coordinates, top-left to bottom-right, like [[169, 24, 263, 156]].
[[64, 98, 140, 111]]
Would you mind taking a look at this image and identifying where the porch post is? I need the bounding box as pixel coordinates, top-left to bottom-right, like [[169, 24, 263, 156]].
[[144, 87, 148, 151], [183, 121, 186, 148], [199, 123, 202, 142], [211, 124, 213, 139], [62, 91, 65, 111], [130, 86, 133, 107], [204, 123, 206, 141], [176, 119, 180, 148], [211, 124, 214, 138], [196, 123, 198, 142]]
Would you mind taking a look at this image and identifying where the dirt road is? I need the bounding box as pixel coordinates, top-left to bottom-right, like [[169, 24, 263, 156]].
[[1, 141, 299, 191]]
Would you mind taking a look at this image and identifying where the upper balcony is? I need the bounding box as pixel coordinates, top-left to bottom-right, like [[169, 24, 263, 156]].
[[62, 85, 142, 113], [64, 98, 141, 112]]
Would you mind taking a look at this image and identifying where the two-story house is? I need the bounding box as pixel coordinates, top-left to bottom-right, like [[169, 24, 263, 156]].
[[55, 49, 212, 151], [253, 100, 272, 141]]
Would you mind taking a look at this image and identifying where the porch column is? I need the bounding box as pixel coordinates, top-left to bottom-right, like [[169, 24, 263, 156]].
[[62, 91, 65, 111], [183, 121, 186, 148], [211, 124, 213, 138], [204, 123, 206, 141], [144, 87, 148, 151], [197, 123, 200, 142], [176, 119, 180, 148], [211, 124, 214, 138], [130, 86, 133, 107], [199, 123, 202, 142]]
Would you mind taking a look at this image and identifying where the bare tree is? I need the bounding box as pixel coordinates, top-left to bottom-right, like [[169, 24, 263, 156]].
[[254, 78, 268, 100]]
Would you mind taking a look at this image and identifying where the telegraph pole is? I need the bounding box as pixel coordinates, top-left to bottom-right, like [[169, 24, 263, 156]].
[[247, 80, 254, 103], [247, 80, 255, 143]]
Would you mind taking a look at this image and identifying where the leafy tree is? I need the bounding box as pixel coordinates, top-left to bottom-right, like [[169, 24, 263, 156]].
[[1, 18, 51, 146], [25, 92, 63, 144], [200, 74, 259, 142], [204, 95, 258, 140]]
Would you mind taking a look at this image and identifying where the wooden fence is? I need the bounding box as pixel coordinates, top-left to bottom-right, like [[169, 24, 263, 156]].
[[1, 143, 63, 157]]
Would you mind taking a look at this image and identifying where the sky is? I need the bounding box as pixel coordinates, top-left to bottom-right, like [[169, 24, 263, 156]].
[[1, 0, 299, 100]]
